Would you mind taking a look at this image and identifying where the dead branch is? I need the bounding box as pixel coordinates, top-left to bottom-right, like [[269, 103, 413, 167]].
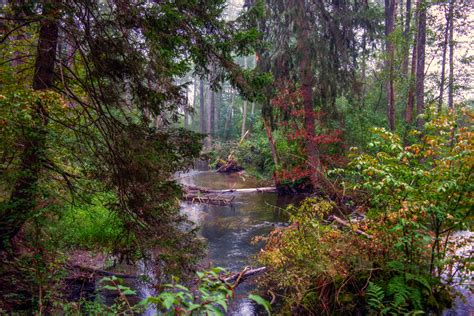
[[222, 266, 267, 287], [328, 215, 372, 239]]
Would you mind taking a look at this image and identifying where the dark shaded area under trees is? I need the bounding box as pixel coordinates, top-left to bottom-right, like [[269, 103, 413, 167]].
[[0, 0, 472, 314]]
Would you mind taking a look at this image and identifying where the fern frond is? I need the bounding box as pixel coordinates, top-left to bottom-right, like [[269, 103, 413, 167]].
[[367, 282, 385, 311], [387, 276, 409, 308]]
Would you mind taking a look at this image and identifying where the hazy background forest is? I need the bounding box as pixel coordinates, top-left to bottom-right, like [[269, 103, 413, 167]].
[[0, 0, 472, 315]]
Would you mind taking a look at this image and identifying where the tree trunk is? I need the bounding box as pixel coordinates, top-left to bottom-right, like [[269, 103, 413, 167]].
[[224, 87, 234, 140], [385, 0, 396, 131], [406, 23, 417, 124], [192, 77, 198, 130], [447, 0, 454, 109], [263, 117, 280, 185], [249, 102, 255, 132], [9, 0, 27, 69], [360, 31, 367, 106], [249, 55, 256, 131], [402, 0, 412, 77], [209, 87, 215, 140], [199, 79, 205, 133], [437, 3, 450, 112], [241, 56, 248, 138], [415, 0, 426, 129], [184, 82, 189, 129], [0, 0, 60, 250], [296, 3, 320, 191], [209, 89, 216, 135], [204, 83, 212, 148], [215, 88, 221, 137]]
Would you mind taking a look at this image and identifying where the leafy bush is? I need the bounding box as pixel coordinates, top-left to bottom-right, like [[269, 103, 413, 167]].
[[235, 123, 275, 178], [258, 108, 473, 314], [257, 198, 371, 314], [60, 268, 271, 315], [235, 119, 303, 181]]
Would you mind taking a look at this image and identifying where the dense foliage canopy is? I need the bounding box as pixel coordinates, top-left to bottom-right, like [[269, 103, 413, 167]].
[[0, 0, 472, 314]]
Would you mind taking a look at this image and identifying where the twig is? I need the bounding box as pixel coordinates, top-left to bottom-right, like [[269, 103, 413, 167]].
[[328, 215, 373, 239]]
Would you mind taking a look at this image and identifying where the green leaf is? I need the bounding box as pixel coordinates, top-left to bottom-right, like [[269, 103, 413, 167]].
[[159, 292, 176, 310], [102, 285, 117, 291], [122, 289, 136, 295], [215, 299, 228, 312], [205, 305, 224, 316], [173, 284, 190, 292], [248, 294, 271, 315]]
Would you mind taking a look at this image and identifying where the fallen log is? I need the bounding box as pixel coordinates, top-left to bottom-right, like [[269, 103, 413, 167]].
[[186, 185, 277, 194], [184, 194, 235, 205], [222, 266, 266, 287], [328, 215, 372, 239]]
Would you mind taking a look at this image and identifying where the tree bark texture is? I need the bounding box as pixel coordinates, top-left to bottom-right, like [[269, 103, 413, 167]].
[[401, 0, 412, 77], [406, 26, 417, 124], [447, 0, 454, 109], [199, 79, 205, 133], [415, 0, 426, 129], [241, 56, 248, 138], [1, 0, 60, 250], [296, 1, 321, 191], [437, 2, 450, 112], [385, 0, 396, 131]]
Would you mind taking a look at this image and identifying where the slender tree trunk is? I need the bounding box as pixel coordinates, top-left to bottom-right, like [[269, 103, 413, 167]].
[[215, 88, 221, 137], [249, 55, 256, 131], [9, 0, 27, 69], [296, 2, 320, 191], [385, 0, 396, 131], [415, 0, 426, 129], [360, 31, 367, 106], [0, 0, 60, 250], [192, 78, 198, 130], [406, 18, 417, 124], [437, 3, 450, 112], [184, 86, 189, 129], [447, 0, 454, 109], [241, 56, 248, 138], [249, 102, 255, 131], [204, 84, 212, 148], [402, 0, 412, 77], [209, 88, 215, 138], [224, 88, 234, 140], [263, 117, 280, 185], [199, 79, 205, 134]]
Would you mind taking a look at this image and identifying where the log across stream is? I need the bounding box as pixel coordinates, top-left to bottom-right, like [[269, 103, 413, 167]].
[[176, 171, 301, 315], [86, 170, 471, 315], [183, 185, 277, 205]]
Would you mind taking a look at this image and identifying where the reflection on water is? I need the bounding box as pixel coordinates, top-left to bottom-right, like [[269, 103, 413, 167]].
[[114, 170, 471, 315], [181, 171, 473, 315], [181, 171, 301, 315]]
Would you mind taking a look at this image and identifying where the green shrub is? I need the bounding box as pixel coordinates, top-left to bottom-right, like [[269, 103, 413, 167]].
[[258, 108, 473, 314], [60, 268, 271, 315], [49, 192, 127, 251]]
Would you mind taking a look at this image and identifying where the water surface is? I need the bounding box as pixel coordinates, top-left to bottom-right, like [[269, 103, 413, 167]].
[[181, 171, 299, 315]]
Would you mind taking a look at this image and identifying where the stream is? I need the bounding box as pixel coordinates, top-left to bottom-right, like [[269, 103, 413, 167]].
[[105, 169, 299, 315], [109, 169, 471, 315], [179, 170, 300, 315]]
